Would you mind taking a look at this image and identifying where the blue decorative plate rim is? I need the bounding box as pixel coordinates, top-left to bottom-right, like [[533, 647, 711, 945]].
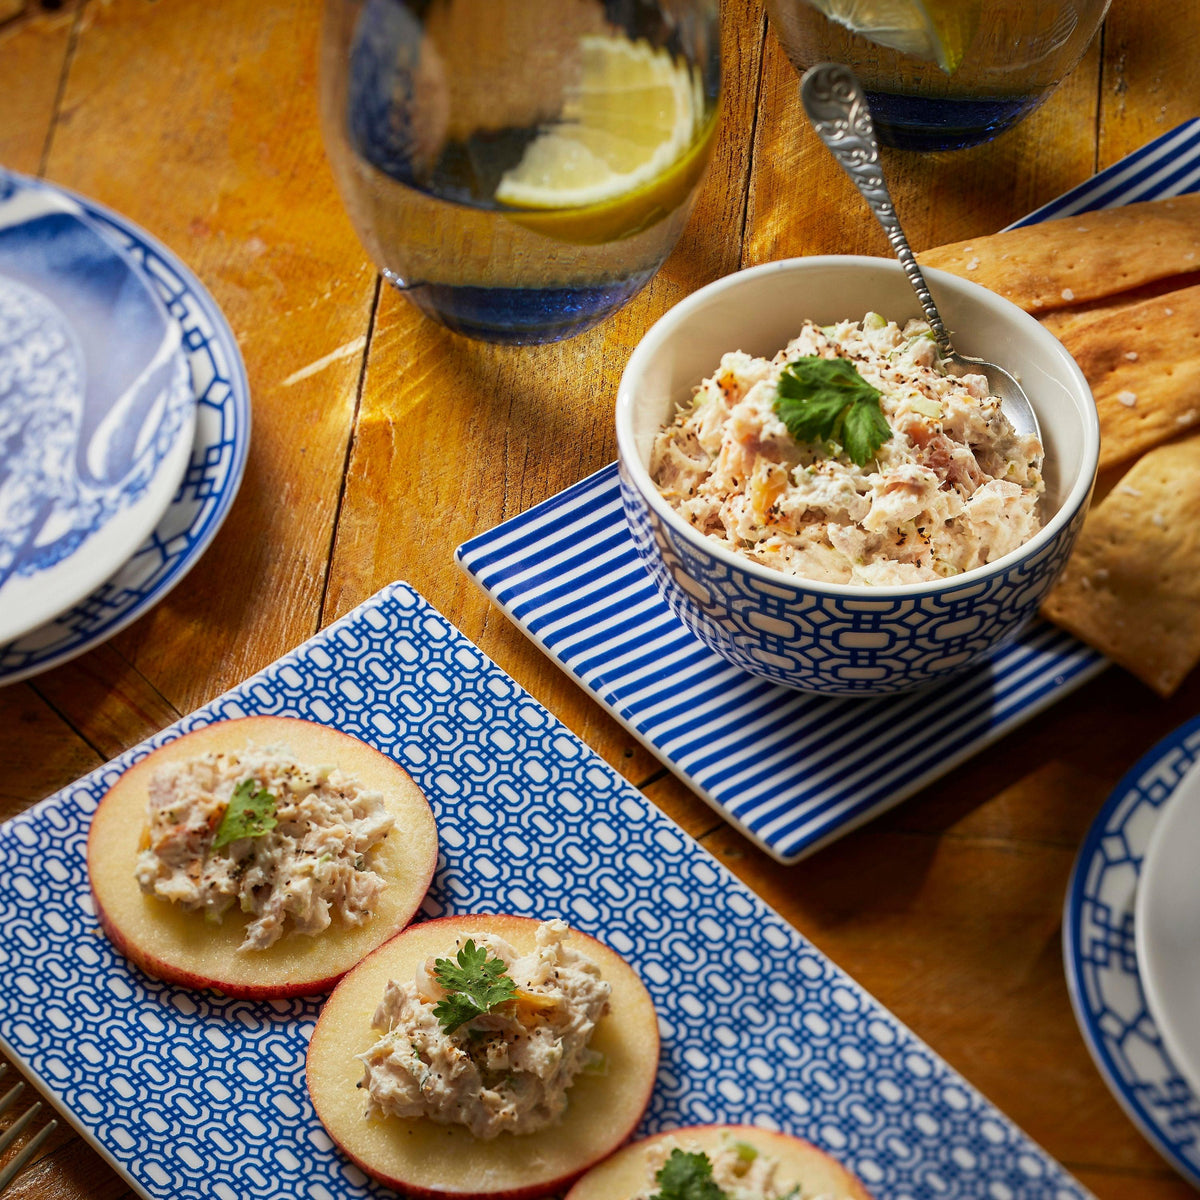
[[0, 172, 198, 643], [1062, 715, 1200, 1188], [456, 120, 1200, 866], [0, 581, 1091, 1200], [0, 172, 250, 685]]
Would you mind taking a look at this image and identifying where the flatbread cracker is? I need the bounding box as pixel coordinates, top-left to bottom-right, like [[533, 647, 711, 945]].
[[919, 194, 1200, 313], [1052, 283, 1200, 469], [1041, 434, 1200, 696], [1038, 270, 1200, 337]]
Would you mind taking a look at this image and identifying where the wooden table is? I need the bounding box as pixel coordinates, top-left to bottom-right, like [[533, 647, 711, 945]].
[[2, 0, 1199, 1195]]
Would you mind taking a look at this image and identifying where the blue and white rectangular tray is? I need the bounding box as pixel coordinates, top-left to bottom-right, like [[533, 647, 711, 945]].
[[457, 118, 1200, 866], [0, 583, 1090, 1200]]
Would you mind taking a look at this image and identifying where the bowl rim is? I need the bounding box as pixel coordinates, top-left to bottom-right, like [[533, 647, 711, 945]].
[[616, 254, 1100, 601]]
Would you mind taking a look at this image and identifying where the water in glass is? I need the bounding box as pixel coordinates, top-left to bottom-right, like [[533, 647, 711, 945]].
[[320, 0, 720, 344]]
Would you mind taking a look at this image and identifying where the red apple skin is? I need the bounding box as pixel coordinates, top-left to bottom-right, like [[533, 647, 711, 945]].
[[87, 715, 438, 999], [306, 914, 660, 1200], [565, 1124, 876, 1200]]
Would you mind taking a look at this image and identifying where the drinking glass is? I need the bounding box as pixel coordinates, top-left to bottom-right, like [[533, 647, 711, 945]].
[[765, 0, 1110, 151], [320, 0, 721, 344]]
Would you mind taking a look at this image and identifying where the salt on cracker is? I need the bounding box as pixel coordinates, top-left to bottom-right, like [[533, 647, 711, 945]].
[[1038, 269, 1200, 338], [1041, 434, 1200, 696], [918, 194, 1200, 313], [1051, 283, 1200, 470]]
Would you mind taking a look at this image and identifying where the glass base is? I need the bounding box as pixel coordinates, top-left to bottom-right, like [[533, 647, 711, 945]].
[[388, 270, 656, 345], [863, 90, 1048, 152]]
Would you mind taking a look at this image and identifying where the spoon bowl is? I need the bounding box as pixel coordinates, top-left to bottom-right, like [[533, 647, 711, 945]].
[[800, 62, 1042, 444]]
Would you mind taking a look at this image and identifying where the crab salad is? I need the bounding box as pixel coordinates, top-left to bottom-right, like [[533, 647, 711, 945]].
[[358, 919, 611, 1139], [633, 1133, 827, 1200], [651, 314, 1045, 586], [134, 745, 395, 951]]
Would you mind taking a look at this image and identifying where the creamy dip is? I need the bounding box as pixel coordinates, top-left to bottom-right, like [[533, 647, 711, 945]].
[[134, 745, 394, 951], [633, 1133, 841, 1200], [359, 920, 610, 1139], [651, 315, 1044, 586]]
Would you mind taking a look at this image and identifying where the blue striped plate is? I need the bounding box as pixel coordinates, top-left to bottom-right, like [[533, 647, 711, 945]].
[[457, 120, 1200, 865]]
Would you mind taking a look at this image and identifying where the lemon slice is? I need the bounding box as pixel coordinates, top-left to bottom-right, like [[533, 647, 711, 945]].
[[495, 35, 711, 244], [805, 0, 981, 74]]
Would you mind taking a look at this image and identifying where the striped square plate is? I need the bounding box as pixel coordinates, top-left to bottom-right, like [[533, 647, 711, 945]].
[[457, 119, 1200, 865]]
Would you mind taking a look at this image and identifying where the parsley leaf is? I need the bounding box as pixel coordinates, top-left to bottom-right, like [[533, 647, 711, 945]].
[[649, 1150, 729, 1200], [212, 778, 278, 849], [774, 356, 892, 468], [431, 940, 518, 1034]]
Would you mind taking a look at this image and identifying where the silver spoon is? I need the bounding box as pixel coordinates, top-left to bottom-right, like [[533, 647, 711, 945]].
[[799, 62, 1041, 443]]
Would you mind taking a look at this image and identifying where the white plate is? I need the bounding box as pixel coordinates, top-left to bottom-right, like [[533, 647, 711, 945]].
[[0, 174, 195, 644], [1137, 760, 1200, 1098]]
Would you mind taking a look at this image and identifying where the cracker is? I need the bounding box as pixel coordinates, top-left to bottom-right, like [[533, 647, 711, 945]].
[[918, 194, 1200, 313], [1038, 270, 1200, 337], [1041, 434, 1200, 696], [1051, 283, 1200, 469]]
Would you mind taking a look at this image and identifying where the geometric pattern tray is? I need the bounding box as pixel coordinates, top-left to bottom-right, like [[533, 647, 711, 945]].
[[0, 583, 1091, 1200], [0, 173, 250, 685], [457, 118, 1200, 865], [1063, 714, 1200, 1188]]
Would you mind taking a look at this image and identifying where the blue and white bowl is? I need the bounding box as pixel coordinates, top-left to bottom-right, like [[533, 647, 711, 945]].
[[616, 256, 1099, 696]]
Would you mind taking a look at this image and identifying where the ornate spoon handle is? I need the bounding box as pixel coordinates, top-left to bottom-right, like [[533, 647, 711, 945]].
[[800, 62, 951, 354]]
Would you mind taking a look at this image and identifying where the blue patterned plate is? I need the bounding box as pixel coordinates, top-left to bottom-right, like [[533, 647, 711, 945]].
[[457, 119, 1200, 865], [1063, 716, 1200, 1187], [1136, 762, 1200, 1099], [0, 582, 1089, 1200], [0, 173, 196, 644], [0, 173, 249, 684]]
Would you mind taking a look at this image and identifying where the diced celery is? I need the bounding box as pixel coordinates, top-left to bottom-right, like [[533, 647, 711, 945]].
[[581, 1052, 609, 1076], [909, 395, 943, 419]]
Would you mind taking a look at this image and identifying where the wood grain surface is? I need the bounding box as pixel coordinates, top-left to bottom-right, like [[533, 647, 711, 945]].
[[2, 1, 1199, 1196]]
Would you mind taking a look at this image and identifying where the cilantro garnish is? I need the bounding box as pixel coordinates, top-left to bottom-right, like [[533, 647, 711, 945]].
[[212, 778, 278, 849], [431, 940, 518, 1034], [650, 1149, 729, 1200], [774, 356, 892, 468]]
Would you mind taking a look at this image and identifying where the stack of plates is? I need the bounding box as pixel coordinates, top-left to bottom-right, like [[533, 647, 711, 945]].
[[1064, 716, 1200, 1184], [0, 170, 249, 685]]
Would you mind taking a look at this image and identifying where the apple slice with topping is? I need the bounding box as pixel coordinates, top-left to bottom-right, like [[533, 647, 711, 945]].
[[565, 1124, 875, 1199], [306, 914, 660, 1199], [88, 715, 437, 999]]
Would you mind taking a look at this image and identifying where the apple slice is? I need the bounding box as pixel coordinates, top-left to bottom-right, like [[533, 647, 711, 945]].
[[306, 914, 660, 1199], [88, 715, 438, 999], [565, 1124, 875, 1199]]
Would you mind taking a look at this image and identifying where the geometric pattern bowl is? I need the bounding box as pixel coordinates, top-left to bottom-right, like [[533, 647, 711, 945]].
[[0, 583, 1091, 1200], [621, 453, 1089, 695], [1063, 714, 1200, 1188], [613, 116, 1200, 697], [614, 243, 1100, 699]]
